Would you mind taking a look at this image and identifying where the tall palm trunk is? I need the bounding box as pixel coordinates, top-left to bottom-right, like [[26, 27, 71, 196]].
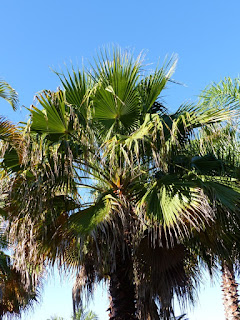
[[221, 261, 240, 320], [108, 247, 137, 320]]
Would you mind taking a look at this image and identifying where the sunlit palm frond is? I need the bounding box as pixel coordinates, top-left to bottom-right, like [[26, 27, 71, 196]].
[[69, 196, 112, 235], [164, 100, 240, 151], [138, 55, 177, 114], [200, 77, 240, 112], [0, 80, 18, 111], [73, 307, 98, 320], [55, 67, 91, 123], [90, 48, 142, 133], [30, 90, 72, 141], [137, 175, 212, 239], [0, 117, 23, 167]]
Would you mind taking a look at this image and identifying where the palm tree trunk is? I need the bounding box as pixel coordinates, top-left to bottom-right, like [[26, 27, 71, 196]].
[[221, 261, 240, 320], [108, 248, 137, 320]]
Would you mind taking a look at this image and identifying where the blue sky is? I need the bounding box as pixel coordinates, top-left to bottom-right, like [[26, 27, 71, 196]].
[[1, 0, 240, 319]]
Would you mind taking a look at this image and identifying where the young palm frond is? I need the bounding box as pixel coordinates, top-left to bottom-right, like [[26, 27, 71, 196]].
[[30, 90, 70, 138]]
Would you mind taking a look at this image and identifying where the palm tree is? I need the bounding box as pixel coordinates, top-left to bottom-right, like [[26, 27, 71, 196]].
[[195, 78, 240, 320], [0, 80, 38, 319], [4, 49, 240, 319], [47, 307, 98, 320], [182, 127, 240, 320], [73, 308, 98, 320]]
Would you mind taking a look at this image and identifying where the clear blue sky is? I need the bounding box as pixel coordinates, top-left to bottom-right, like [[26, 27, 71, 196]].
[[1, 0, 240, 319]]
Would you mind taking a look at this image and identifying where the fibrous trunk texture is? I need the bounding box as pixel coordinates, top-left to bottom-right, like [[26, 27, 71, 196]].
[[221, 261, 240, 320], [108, 248, 137, 320]]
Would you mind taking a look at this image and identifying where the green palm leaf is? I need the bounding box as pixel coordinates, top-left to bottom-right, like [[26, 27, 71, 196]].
[[90, 48, 141, 132], [30, 90, 72, 141], [56, 67, 90, 123], [138, 55, 177, 114], [0, 80, 18, 110], [69, 196, 111, 234], [203, 178, 240, 212], [138, 175, 211, 234], [200, 77, 240, 111], [165, 101, 240, 148]]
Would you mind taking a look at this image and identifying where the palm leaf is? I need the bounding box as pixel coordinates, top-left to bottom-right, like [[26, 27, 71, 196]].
[[200, 77, 240, 111], [0, 80, 18, 110], [55, 67, 90, 123], [90, 48, 141, 132], [138, 175, 211, 236], [138, 55, 177, 114], [0, 117, 20, 143], [164, 100, 240, 149], [30, 91, 70, 141], [203, 177, 240, 212], [0, 118, 23, 161], [1, 148, 22, 172], [69, 196, 111, 234]]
